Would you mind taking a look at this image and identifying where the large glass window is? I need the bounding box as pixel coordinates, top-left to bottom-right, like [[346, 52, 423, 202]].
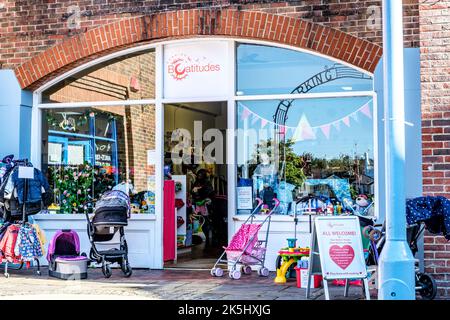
[[236, 44, 373, 95], [42, 50, 155, 103], [41, 105, 156, 214], [236, 97, 375, 215]]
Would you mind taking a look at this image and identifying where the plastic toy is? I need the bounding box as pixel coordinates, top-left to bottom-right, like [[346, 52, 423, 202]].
[[274, 239, 310, 284]]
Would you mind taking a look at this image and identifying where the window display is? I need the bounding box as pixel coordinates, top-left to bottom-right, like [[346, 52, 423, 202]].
[[41, 105, 156, 214], [237, 97, 374, 215]]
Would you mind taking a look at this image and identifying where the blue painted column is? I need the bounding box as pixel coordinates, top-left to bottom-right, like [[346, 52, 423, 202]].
[[378, 0, 415, 300], [0, 70, 33, 160]]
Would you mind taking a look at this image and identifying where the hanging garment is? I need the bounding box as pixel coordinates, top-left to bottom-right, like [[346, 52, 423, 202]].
[[406, 196, 450, 240], [32, 224, 46, 255], [0, 224, 21, 262], [0, 222, 11, 243], [16, 224, 42, 261]]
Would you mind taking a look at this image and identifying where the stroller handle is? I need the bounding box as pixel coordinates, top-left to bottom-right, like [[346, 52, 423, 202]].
[[254, 197, 263, 209]]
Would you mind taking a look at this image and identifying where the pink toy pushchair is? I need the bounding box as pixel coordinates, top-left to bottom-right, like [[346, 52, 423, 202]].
[[211, 197, 280, 280]]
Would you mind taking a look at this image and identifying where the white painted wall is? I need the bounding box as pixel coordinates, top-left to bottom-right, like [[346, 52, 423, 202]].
[[33, 214, 157, 269]]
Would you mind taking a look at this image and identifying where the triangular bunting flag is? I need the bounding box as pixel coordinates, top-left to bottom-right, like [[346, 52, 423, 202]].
[[350, 112, 358, 122], [360, 103, 372, 119], [320, 124, 331, 139], [241, 107, 251, 120], [261, 118, 268, 129], [292, 114, 316, 142], [279, 125, 286, 138], [343, 116, 350, 127]]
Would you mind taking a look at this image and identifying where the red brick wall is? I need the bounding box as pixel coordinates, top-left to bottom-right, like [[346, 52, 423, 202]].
[[0, 1, 418, 71], [420, 0, 450, 297]]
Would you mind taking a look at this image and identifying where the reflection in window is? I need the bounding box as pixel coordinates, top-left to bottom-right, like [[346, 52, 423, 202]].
[[42, 105, 156, 214], [42, 50, 155, 103], [236, 97, 374, 216], [236, 44, 373, 95]]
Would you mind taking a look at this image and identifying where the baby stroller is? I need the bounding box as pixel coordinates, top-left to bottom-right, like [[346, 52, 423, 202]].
[[362, 221, 437, 300], [211, 197, 280, 280], [85, 190, 132, 278]]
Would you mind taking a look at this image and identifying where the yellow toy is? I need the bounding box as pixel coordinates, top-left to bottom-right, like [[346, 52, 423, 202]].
[[274, 239, 310, 284]]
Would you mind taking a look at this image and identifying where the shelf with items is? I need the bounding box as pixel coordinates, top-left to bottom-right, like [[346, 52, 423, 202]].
[[173, 175, 187, 249]]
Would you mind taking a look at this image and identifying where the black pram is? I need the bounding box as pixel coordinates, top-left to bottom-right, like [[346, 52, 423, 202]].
[[86, 190, 132, 278]]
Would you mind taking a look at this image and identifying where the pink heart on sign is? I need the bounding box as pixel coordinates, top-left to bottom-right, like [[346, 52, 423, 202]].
[[329, 245, 355, 270]]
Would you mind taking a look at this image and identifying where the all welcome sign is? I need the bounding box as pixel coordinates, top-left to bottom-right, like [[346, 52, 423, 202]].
[[315, 216, 367, 279], [163, 41, 229, 99], [306, 216, 369, 300]]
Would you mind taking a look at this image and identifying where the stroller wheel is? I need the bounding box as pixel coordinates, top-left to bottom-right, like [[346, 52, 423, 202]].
[[102, 264, 112, 278], [211, 267, 224, 277], [417, 272, 437, 300], [258, 267, 270, 277], [362, 226, 372, 239], [121, 260, 132, 278], [369, 229, 382, 242], [242, 265, 252, 275], [229, 269, 241, 280]]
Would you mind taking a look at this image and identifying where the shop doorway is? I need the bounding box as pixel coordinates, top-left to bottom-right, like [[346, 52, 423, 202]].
[[163, 102, 228, 269]]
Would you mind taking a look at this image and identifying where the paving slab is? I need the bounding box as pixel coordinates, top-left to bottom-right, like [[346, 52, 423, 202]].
[[0, 267, 373, 300]]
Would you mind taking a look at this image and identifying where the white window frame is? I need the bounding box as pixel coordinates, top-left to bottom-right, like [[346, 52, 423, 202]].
[[32, 37, 378, 269]]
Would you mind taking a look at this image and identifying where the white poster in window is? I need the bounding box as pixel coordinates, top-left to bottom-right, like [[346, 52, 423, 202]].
[[48, 142, 62, 164], [67, 145, 84, 165], [147, 150, 156, 165], [237, 186, 253, 210], [164, 41, 229, 99]]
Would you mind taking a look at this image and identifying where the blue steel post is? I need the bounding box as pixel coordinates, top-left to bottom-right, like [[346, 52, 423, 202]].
[[378, 0, 415, 300]]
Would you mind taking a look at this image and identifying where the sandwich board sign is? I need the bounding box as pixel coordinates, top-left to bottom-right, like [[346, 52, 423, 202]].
[[306, 216, 370, 300]]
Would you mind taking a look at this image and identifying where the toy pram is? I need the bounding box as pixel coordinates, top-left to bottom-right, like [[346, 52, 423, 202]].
[[85, 190, 132, 278], [211, 197, 280, 280]]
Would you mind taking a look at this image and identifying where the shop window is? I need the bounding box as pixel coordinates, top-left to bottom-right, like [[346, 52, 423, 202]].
[[236, 44, 373, 96], [41, 105, 156, 214], [236, 97, 375, 216], [42, 50, 156, 103]]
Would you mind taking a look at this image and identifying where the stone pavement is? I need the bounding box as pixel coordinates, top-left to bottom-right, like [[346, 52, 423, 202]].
[[0, 266, 376, 300]]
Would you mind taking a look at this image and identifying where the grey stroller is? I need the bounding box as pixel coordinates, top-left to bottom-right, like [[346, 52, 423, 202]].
[[85, 190, 132, 278]]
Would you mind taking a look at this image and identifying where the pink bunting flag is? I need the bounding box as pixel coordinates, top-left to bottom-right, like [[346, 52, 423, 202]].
[[343, 116, 350, 127], [260, 119, 268, 128], [360, 103, 372, 119], [241, 107, 251, 120], [320, 124, 331, 139], [279, 125, 286, 138]]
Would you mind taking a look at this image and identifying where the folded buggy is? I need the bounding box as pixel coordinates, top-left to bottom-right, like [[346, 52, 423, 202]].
[[86, 190, 132, 278], [211, 197, 280, 280]]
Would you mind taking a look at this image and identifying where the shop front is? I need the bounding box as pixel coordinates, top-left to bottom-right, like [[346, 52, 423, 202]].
[[18, 37, 386, 270]]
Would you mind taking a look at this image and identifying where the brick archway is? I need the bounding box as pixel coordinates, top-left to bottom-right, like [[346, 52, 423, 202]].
[[14, 8, 382, 90]]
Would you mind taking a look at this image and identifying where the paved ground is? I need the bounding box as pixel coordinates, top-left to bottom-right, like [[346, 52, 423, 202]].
[[0, 266, 376, 300]]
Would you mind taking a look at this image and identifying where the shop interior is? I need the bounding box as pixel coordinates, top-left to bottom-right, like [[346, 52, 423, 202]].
[[163, 102, 228, 269]]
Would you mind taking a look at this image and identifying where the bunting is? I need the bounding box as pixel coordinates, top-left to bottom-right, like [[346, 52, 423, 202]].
[[239, 100, 373, 142]]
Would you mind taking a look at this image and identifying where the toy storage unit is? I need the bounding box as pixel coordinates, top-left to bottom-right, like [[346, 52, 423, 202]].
[[49, 256, 89, 280]]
